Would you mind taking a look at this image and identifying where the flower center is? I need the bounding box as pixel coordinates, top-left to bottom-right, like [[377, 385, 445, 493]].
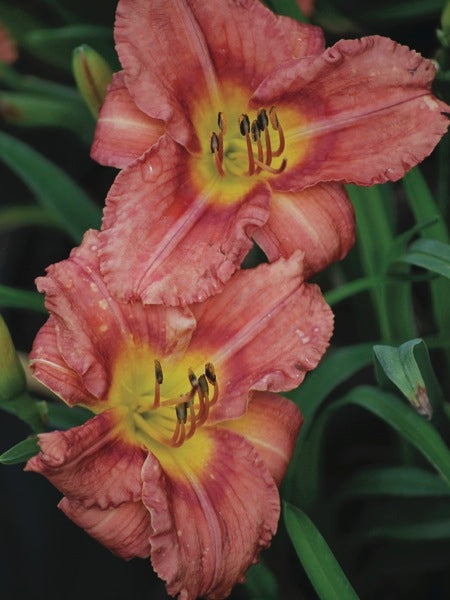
[[209, 106, 287, 178], [109, 349, 219, 451]]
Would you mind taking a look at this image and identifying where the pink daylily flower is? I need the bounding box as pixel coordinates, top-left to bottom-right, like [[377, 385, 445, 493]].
[[92, 0, 449, 307], [26, 229, 333, 599]]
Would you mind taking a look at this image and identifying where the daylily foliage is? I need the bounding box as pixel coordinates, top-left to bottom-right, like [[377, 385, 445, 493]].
[[25, 229, 333, 599], [91, 0, 449, 307]]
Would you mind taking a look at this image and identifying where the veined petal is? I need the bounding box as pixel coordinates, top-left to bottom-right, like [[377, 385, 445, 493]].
[[34, 229, 196, 399], [253, 183, 355, 278], [91, 71, 165, 168], [222, 391, 302, 486], [25, 410, 146, 509], [30, 317, 98, 408], [99, 135, 271, 306], [115, 0, 324, 151], [254, 36, 450, 188], [190, 252, 334, 421], [142, 428, 279, 600], [59, 498, 151, 560]]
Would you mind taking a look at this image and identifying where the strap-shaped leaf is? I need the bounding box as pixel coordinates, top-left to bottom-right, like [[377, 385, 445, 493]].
[[0, 130, 101, 242], [400, 238, 450, 279], [0, 436, 39, 465], [283, 502, 359, 600]]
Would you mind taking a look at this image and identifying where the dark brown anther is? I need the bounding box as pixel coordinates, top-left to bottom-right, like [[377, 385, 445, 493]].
[[188, 368, 198, 388], [257, 108, 269, 132], [154, 360, 163, 384], [251, 120, 260, 143], [205, 363, 216, 384], [218, 111, 227, 134], [176, 402, 188, 424], [210, 131, 220, 154], [239, 114, 251, 136], [198, 374, 209, 398]]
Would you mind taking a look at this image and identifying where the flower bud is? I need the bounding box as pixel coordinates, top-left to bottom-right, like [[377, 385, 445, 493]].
[[72, 44, 112, 118]]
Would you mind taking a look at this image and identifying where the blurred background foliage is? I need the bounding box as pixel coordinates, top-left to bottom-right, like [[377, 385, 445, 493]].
[[0, 0, 450, 599]]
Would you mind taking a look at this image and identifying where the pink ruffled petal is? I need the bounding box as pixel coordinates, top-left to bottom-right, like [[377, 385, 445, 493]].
[[222, 391, 302, 486], [59, 498, 151, 560], [142, 428, 279, 599], [30, 317, 98, 408], [99, 135, 271, 306], [115, 0, 324, 151], [34, 229, 196, 399], [254, 36, 450, 189], [25, 411, 146, 509], [253, 183, 355, 278], [190, 252, 334, 421], [91, 71, 165, 168]]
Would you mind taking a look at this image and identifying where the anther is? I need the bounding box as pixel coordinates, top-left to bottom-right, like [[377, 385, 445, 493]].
[[188, 368, 198, 388], [210, 131, 225, 176], [257, 108, 269, 132], [153, 359, 163, 409], [197, 374, 210, 423], [269, 106, 285, 156], [218, 111, 227, 135], [239, 113, 255, 176], [205, 363, 219, 406]]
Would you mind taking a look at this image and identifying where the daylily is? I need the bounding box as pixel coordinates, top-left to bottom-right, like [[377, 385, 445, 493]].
[[25, 229, 333, 599], [91, 0, 449, 307]]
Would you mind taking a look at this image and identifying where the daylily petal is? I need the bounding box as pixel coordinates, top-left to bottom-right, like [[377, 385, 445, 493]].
[[59, 498, 151, 560], [115, 0, 324, 151], [142, 428, 279, 600], [190, 252, 334, 421], [99, 135, 271, 306], [222, 391, 302, 486], [34, 229, 196, 399], [25, 411, 146, 509], [253, 183, 356, 278], [91, 71, 165, 169], [253, 36, 450, 189], [30, 316, 99, 407]]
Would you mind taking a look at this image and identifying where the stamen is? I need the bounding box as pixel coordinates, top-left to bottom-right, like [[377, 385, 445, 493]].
[[257, 109, 272, 166], [152, 360, 163, 409], [210, 131, 225, 176], [197, 374, 210, 423], [251, 120, 263, 175], [217, 112, 227, 164], [205, 363, 219, 406], [269, 106, 285, 156], [239, 114, 255, 176], [170, 402, 188, 447], [254, 157, 287, 174]]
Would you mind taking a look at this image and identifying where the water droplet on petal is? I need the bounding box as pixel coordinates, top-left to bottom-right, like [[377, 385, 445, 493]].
[[141, 153, 163, 182]]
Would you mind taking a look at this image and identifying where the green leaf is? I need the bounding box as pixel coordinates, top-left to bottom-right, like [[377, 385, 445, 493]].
[[0, 314, 26, 402], [46, 402, 92, 429], [337, 466, 450, 500], [356, 0, 447, 22], [0, 285, 45, 313], [242, 562, 280, 600], [0, 130, 101, 242], [267, 0, 309, 21], [400, 238, 450, 279], [283, 502, 359, 600], [0, 205, 63, 232], [373, 339, 433, 418], [297, 386, 450, 507], [0, 91, 94, 144], [0, 435, 39, 465], [22, 25, 117, 72]]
